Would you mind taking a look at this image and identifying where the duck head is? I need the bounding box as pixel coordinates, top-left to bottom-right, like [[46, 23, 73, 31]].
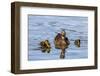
[[61, 30, 66, 37]]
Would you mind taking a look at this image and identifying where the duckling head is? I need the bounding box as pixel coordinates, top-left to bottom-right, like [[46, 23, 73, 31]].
[[45, 40, 51, 48]]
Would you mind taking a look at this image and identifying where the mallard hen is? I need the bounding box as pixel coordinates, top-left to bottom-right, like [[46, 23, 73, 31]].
[[54, 31, 70, 58]]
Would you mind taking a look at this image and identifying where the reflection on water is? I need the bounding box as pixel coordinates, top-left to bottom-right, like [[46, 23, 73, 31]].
[[28, 15, 88, 61]]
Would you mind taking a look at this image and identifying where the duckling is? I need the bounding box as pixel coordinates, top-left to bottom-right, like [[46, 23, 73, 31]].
[[40, 40, 51, 53], [74, 39, 80, 47]]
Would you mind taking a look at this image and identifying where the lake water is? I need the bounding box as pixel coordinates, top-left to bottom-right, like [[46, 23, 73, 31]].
[[28, 15, 88, 61]]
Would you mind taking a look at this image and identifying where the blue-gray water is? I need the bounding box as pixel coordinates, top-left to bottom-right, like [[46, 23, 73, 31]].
[[28, 15, 88, 61]]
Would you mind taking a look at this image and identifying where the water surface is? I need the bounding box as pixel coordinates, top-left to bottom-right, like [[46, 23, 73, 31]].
[[28, 15, 88, 61]]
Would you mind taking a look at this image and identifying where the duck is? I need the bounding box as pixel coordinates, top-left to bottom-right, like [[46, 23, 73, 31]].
[[54, 30, 70, 58], [74, 39, 80, 47], [40, 40, 51, 53]]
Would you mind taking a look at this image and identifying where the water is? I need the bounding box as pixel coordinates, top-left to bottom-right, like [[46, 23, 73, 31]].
[[28, 15, 88, 61]]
